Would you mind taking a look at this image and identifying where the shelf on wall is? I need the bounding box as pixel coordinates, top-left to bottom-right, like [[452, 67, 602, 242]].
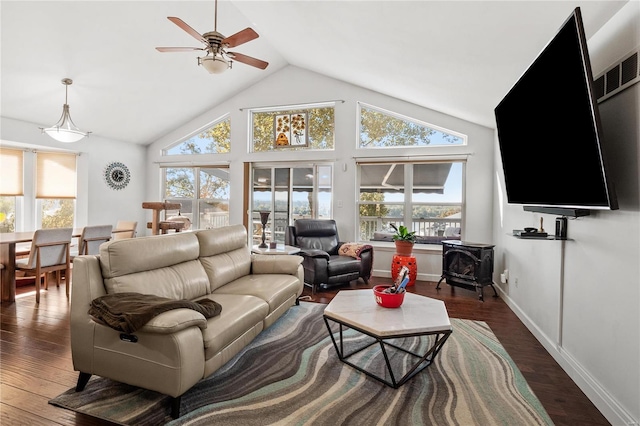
[[508, 234, 569, 241]]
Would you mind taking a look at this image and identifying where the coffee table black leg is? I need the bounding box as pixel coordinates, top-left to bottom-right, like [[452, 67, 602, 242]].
[[395, 332, 451, 387], [324, 315, 452, 388]]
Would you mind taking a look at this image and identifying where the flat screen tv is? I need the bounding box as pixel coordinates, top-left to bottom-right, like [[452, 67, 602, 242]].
[[495, 7, 618, 216]]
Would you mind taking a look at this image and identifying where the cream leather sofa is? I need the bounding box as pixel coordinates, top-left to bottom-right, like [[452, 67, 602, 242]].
[[70, 224, 303, 418]]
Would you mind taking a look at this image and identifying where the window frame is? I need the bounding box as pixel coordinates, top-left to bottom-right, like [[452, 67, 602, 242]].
[[356, 159, 466, 243], [162, 114, 231, 156], [161, 164, 230, 230], [357, 102, 467, 150], [248, 102, 336, 153], [250, 162, 333, 244]]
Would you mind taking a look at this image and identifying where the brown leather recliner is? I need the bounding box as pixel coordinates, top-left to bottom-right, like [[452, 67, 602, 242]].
[[285, 219, 373, 293]]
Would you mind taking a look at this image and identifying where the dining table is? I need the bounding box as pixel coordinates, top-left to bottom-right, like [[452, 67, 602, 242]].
[[1, 229, 82, 304]]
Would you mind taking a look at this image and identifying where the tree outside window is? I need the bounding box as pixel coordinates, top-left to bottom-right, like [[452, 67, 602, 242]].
[[0, 196, 16, 233], [40, 199, 75, 229], [358, 162, 464, 242], [251, 106, 334, 152], [164, 117, 231, 155], [359, 103, 465, 148], [164, 167, 229, 230]]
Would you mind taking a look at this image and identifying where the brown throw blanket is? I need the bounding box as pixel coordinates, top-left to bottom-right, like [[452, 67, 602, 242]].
[[89, 292, 222, 334]]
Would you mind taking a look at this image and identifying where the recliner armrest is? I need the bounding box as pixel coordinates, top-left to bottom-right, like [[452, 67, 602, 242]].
[[299, 248, 330, 260]]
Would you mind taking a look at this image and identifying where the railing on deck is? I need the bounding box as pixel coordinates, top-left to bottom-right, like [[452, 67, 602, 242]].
[[360, 216, 462, 241], [201, 212, 229, 229]]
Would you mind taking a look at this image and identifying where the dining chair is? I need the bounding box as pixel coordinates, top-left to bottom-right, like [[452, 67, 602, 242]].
[[15, 228, 73, 304], [71, 225, 113, 258], [112, 220, 137, 240]]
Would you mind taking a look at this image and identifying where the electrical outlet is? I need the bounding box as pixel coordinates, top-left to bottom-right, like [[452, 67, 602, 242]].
[[514, 277, 519, 287]]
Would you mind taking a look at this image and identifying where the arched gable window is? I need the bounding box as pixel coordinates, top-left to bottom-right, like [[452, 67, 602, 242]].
[[163, 115, 231, 155]]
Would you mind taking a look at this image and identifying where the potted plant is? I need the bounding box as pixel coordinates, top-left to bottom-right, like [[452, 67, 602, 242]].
[[389, 223, 416, 256]]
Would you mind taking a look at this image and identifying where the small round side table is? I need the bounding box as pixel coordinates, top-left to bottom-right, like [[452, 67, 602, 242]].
[[391, 254, 417, 287]]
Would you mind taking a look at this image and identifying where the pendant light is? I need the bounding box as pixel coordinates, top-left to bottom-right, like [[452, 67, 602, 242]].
[[40, 78, 91, 143]]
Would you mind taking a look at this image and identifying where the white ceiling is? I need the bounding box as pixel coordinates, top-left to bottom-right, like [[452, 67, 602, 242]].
[[0, 1, 628, 145]]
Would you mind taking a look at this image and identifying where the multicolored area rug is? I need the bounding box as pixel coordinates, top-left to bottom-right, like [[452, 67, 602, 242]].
[[50, 302, 553, 425]]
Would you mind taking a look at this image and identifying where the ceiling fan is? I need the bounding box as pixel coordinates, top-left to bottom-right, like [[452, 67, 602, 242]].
[[156, 0, 268, 74]]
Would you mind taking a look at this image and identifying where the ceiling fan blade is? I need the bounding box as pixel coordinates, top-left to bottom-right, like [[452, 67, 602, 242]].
[[167, 16, 207, 44], [156, 47, 204, 52], [227, 52, 269, 70], [223, 28, 259, 48]]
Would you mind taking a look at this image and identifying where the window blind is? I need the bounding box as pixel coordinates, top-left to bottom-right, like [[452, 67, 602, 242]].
[[0, 148, 24, 196], [36, 152, 77, 199]]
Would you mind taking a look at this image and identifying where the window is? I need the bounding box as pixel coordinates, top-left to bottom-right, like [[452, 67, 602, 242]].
[[250, 104, 335, 152], [36, 152, 77, 229], [163, 166, 230, 230], [357, 161, 464, 242], [0, 148, 23, 233], [358, 103, 465, 148], [251, 164, 332, 244], [39, 199, 75, 229], [163, 116, 231, 155], [0, 197, 16, 233]]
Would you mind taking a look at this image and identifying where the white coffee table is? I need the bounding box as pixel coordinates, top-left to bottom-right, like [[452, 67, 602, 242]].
[[251, 244, 301, 255], [323, 289, 452, 388]]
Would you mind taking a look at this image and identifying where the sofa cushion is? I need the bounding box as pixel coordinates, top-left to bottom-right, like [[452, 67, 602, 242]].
[[196, 226, 252, 292], [197, 294, 268, 359], [213, 274, 301, 314], [327, 255, 361, 276], [196, 225, 247, 257], [200, 248, 252, 292], [100, 232, 200, 277], [103, 259, 210, 300]]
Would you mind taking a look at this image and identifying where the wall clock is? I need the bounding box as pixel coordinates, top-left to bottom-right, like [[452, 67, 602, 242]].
[[104, 161, 131, 190]]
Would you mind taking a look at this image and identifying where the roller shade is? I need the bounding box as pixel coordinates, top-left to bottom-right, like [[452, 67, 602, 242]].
[[0, 148, 24, 196], [36, 152, 77, 199]]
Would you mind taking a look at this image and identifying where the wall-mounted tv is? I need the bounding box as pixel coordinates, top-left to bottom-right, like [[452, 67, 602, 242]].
[[495, 7, 618, 216]]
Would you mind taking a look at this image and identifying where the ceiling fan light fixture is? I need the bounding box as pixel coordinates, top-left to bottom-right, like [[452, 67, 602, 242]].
[[40, 78, 90, 143], [199, 53, 230, 74]]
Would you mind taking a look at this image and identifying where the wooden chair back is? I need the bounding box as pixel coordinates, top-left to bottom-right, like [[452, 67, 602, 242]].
[[16, 228, 73, 303], [77, 225, 113, 255], [112, 221, 137, 240]]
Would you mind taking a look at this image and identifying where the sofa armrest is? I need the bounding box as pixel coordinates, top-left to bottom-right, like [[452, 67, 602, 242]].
[[138, 309, 207, 334], [298, 248, 330, 260], [251, 254, 303, 275]]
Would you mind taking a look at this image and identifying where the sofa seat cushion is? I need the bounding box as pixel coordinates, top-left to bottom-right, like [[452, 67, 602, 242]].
[[213, 274, 301, 314], [197, 294, 268, 359]]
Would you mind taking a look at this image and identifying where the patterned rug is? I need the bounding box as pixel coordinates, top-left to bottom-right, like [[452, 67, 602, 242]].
[[50, 302, 553, 425]]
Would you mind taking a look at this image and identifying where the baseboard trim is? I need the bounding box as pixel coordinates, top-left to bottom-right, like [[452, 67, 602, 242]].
[[497, 287, 638, 426]]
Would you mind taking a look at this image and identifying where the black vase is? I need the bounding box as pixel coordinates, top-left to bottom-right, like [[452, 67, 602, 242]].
[[259, 211, 270, 248]]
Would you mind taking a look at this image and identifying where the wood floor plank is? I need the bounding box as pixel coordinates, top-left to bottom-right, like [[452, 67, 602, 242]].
[[1, 339, 73, 369], [0, 277, 610, 426], [0, 384, 78, 425]]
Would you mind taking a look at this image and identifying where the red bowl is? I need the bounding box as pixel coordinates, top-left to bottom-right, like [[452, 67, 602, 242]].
[[373, 285, 405, 308]]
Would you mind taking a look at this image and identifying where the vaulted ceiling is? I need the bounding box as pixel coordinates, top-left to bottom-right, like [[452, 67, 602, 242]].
[[0, 1, 628, 145]]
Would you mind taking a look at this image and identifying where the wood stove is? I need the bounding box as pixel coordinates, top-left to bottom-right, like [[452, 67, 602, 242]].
[[436, 240, 497, 301]]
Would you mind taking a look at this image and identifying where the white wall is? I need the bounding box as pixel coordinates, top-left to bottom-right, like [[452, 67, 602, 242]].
[[146, 66, 495, 279], [1, 117, 147, 235], [492, 2, 640, 425]]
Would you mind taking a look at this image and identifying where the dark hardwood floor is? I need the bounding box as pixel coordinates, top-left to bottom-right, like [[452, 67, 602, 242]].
[[1, 276, 610, 425]]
